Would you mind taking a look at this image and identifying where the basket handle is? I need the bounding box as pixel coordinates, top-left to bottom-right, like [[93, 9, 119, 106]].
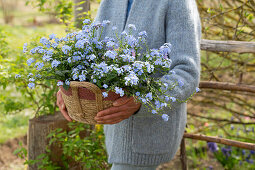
[[70, 81, 103, 114]]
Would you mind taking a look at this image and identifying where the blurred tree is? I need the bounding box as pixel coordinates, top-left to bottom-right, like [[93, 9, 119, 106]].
[[26, 0, 91, 27], [0, 0, 18, 24], [74, 0, 90, 28]]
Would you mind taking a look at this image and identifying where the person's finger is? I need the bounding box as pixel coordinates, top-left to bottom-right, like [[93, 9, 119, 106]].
[[95, 112, 127, 122], [60, 106, 72, 122], [96, 106, 122, 117], [113, 96, 132, 107], [97, 118, 123, 125]]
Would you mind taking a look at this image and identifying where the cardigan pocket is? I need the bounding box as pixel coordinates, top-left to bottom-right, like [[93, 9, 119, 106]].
[[131, 111, 178, 155]]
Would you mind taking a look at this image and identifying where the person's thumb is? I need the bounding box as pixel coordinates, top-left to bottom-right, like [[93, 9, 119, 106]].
[[113, 96, 132, 107]]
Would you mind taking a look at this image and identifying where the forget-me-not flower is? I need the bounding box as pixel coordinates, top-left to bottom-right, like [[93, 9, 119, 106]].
[[51, 60, 61, 68]]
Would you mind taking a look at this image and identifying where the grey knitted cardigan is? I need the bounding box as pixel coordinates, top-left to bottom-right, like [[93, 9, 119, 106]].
[[94, 0, 201, 166]]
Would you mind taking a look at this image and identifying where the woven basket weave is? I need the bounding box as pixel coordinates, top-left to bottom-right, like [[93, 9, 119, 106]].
[[60, 81, 121, 124]]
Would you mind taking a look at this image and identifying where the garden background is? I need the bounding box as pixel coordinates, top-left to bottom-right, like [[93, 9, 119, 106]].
[[0, 0, 254, 169]]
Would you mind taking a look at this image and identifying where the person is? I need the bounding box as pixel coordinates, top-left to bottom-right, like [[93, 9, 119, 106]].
[[56, 0, 201, 169]]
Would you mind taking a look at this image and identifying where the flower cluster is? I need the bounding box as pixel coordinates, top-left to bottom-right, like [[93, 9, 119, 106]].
[[17, 19, 199, 121], [208, 142, 255, 168]]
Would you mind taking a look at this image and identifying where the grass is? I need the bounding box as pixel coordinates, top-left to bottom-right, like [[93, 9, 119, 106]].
[[0, 110, 32, 144]]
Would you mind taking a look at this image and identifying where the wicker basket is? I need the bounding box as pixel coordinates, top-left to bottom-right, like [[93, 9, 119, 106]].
[[60, 81, 121, 124]]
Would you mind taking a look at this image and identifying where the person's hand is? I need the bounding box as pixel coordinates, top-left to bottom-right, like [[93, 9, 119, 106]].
[[95, 96, 141, 124], [56, 89, 72, 122]]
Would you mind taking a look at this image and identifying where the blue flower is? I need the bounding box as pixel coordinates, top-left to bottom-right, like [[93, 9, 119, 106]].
[[146, 92, 153, 101], [79, 74, 86, 81], [65, 80, 70, 86], [105, 50, 117, 59], [152, 110, 157, 114], [121, 31, 128, 37], [73, 55, 81, 62], [165, 96, 170, 102], [75, 40, 86, 49], [102, 20, 110, 27], [115, 87, 124, 97], [138, 31, 147, 38], [42, 55, 52, 61], [51, 60, 61, 68], [107, 41, 117, 50], [196, 87, 200, 93], [67, 57, 72, 63], [40, 37, 48, 45], [140, 98, 147, 104], [49, 33, 56, 40], [51, 43, 58, 48], [28, 82, 35, 89], [57, 81, 63, 86], [62, 45, 72, 54], [128, 24, 136, 31], [245, 158, 254, 164], [103, 84, 108, 89], [170, 97, 176, 102], [27, 73, 33, 77], [88, 54, 96, 61], [170, 70, 176, 75], [138, 70, 144, 76], [161, 103, 167, 108], [38, 48, 45, 54], [126, 35, 137, 47], [207, 142, 218, 152], [162, 114, 169, 121], [221, 147, 231, 157], [135, 92, 140, 96], [159, 43, 172, 56], [29, 78, 35, 82], [102, 92, 108, 98], [15, 74, 21, 78], [93, 79, 97, 83], [83, 19, 91, 24], [27, 58, 35, 66], [72, 73, 79, 80], [23, 43, 28, 53], [124, 71, 139, 86], [35, 62, 44, 70]]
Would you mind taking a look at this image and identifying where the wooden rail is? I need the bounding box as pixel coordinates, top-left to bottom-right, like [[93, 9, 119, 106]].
[[201, 39, 255, 53], [184, 133, 255, 150], [199, 81, 255, 93]]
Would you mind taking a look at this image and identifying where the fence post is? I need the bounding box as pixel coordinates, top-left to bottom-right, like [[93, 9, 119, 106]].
[[27, 112, 88, 169], [180, 137, 187, 170]]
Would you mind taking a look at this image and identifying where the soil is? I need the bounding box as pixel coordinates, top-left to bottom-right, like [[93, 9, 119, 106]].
[[0, 135, 27, 170]]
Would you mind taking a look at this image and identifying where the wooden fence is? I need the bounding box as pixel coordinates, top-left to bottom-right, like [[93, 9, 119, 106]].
[[180, 39, 255, 170], [27, 39, 255, 169]]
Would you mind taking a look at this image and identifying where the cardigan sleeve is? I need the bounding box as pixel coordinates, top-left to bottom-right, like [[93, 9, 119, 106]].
[[160, 0, 201, 112]]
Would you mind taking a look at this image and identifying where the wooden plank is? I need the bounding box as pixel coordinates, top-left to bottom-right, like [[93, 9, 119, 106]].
[[201, 39, 255, 53], [184, 133, 255, 150], [180, 138, 187, 170], [199, 81, 255, 93]]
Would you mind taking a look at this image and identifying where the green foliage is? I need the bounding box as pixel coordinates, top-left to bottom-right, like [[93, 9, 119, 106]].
[[0, 25, 67, 116], [14, 123, 110, 169], [0, 112, 31, 143], [27, 0, 73, 25], [0, 27, 8, 57]]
